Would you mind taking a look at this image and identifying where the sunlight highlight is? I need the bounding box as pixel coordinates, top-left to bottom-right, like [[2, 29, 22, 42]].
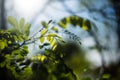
[[13, 0, 47, 20]]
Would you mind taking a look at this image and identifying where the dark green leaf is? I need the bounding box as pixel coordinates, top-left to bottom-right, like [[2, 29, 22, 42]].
[[23, 23, 31, 36], [41, 21, 48, 28]]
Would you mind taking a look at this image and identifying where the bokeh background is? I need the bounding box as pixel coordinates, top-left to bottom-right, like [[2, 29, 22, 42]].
[[0, 0, 120, 79]]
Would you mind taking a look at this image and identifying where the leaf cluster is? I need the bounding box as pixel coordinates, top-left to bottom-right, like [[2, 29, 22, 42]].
[[0, 16, 93, 80]]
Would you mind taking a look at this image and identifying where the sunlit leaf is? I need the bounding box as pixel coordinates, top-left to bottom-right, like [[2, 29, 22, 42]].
[[47, 37, 54, 43], [0, 40, 7, 50], [8, 16, 18, 27], [47, 33, 61, 38], [82, 20, 91, 30], [52, 44, 57, 50], [40, 37, 45, 43], [51, 26, 58, 32], [47, 36, 51, 41], [22, 46, 28, 50], [31, 55, 46, 62], [41, 55, 47, 62], [40, 28, 48, 37], [58, 21, 67, 28], [50, 39, 56, 48]]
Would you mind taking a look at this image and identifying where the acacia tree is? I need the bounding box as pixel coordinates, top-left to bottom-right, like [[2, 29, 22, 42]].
[[0, 0, 6, 29], [0, 15, 95, 80]]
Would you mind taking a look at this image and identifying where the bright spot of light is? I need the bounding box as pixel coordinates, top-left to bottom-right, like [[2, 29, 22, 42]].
[[13, 0, 47, 20], [86, 49, 102, 68]]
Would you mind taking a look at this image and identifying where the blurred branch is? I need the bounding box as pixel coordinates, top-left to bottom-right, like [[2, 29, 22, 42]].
[[81, 1, 116, 21], [88, 30, 105, 80], [111, 0, 120, 48]]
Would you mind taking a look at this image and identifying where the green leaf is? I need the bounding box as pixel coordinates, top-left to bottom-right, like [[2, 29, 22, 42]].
[[82, 20, 91, 30], [0, 62, 6, 67], [12, 49, 21, 55], [40, 28, 48, 36], [23, 23, 31, 36], [19, 18, 25, 28], [7, 16, 18, 27], [102, 74, 110, 79], [40, 37, 45, 43], [58, 21, 67, 28], [50, 39, 56, 48], [16, 54, 24, 62], [47, 37, 54, 43], [22, 46, 28, 50], [22, 67, 32, 78], [51, 26, 58, 32], [0, 40, 7, 50], [47, 33, 61, 38], [18, 35, 24, 42], [41, 21, 48, 28], [52, 44, 57, 50], [39, 45, 43, 49], [47, 36, 51, 41]]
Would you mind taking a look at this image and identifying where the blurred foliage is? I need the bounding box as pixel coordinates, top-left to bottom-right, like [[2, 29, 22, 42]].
[[58, 15, 91, 30], [0, 16, 107, 80]]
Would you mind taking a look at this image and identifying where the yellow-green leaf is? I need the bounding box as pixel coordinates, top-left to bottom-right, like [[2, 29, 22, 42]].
[[81, 19, 91, 30], [41, 55, 47, 62], [40, 28, 48, 36], [47, 36, 51, 41], [58, 22, 67, 28], [47, 33, 61, 38], [0, 40, 7, 50], [52, 45, 57, 50], [50, 39, 56, 48], [40, 37, 45, 43], [47, 37, 54, 43], [51, 26, 58, 32]]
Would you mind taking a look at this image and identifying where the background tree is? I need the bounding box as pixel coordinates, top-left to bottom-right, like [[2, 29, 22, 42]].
[[0, 0, 6, 29]]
